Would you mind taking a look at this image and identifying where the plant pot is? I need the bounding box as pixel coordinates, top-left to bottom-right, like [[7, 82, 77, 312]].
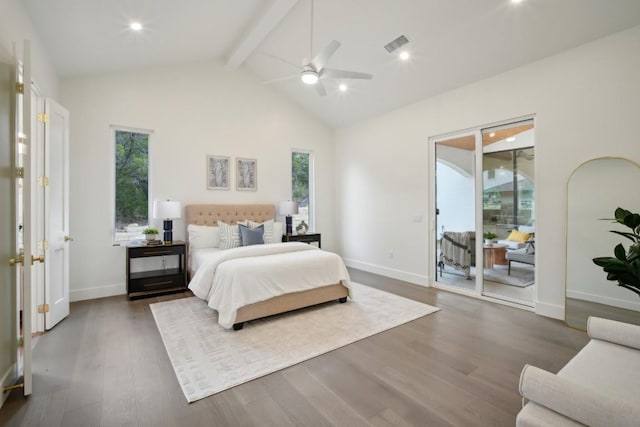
[[145, 234, 157, 241], [484, 239, 493, 245]]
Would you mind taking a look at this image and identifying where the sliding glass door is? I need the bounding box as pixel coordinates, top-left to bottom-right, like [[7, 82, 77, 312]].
[[431, 119, 535, 307], [434, 134, 476, 291]]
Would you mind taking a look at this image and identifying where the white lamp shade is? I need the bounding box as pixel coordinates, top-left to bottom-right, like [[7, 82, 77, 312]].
[[154, 200, 182, 219], [278, 201, 299, 216]]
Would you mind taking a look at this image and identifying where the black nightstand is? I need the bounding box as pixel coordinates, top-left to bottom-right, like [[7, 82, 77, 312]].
[[126, 241, 187, 299], [282, 233, 321, 248]]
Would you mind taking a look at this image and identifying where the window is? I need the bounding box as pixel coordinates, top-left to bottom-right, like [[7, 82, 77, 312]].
[[113, 127, 151, 243], [291, 150, 314, 231]]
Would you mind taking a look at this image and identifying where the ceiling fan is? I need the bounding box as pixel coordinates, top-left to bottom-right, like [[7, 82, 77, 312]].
[[264, 0, 373, 96]]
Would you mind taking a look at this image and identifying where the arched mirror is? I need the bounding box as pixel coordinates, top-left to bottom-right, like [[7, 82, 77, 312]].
[[566, 157, 640, 329]]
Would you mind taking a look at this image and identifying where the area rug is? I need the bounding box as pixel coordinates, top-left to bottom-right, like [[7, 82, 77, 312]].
[[150, 282, 439, 403], [482, 264, 534, 287]]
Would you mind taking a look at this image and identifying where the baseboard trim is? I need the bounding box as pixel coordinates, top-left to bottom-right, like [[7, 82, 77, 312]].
[[343, 258, 429, 286], [567, 290, 640, 312], [70, 283, 126, 302], [535, 301, 564, 320]]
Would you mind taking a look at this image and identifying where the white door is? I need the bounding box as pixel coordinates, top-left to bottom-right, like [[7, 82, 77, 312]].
[[0, 58, 18, 409], [44, 98, 70, 329], [1, 41, 33, 404]]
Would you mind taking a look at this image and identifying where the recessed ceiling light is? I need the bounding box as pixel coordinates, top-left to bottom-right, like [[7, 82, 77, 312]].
[[339, 84, 348, 92], [511, 0, 524, 4], [506, 137, 516, 142], [130, 21, 143, 32], [489, 132, 496, 137], [399, 51, 410, 61]]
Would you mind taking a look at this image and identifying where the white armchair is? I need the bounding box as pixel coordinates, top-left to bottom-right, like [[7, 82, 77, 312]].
[[517, 317, 640, 426]]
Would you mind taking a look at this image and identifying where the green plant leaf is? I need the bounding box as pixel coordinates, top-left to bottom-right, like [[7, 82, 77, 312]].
[[623, 213, 640, 230], [614, 243, 627, 261], [615, 207, 632, 222], [609, 230, 639, 243]]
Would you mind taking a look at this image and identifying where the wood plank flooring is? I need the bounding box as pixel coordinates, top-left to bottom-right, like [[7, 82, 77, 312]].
[[0, 269, 589, 426]]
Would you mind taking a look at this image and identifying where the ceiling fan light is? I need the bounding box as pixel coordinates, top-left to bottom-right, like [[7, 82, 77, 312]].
[[301, 70, 319, 85]]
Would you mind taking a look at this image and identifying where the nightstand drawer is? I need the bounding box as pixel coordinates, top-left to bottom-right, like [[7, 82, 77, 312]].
[[128, 273, 184, 294], [128, 245, 184, 258]]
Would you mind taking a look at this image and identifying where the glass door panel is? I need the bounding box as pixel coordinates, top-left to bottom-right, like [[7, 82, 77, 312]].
[[481, 121, 535, 305], [434, 134, 478, 292]]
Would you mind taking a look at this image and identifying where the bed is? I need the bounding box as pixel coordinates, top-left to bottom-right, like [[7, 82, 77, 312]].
[[185, 204, 351, 330]]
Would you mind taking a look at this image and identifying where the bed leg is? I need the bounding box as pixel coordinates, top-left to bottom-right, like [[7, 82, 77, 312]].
[[233, 322, 244, 331], [338, 297, 347, 303]]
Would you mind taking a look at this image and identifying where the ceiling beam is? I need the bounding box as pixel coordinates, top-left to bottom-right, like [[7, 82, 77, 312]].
[[226, 0, 299, 68]]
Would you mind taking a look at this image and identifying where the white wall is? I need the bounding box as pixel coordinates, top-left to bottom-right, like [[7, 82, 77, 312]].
[[335, 25, 640, 319], [61, 60, 335, 301], [0, 0, 59, 97]]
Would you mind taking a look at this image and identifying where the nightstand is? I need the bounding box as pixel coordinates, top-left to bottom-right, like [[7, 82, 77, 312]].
[[282, 232, 321, 248], [126, 241, 187, 299]]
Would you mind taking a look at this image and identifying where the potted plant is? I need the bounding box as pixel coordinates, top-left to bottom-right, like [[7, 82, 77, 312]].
[[483, 231, 497, 245], [142, 227, 159, 241], [592, 207, 640, 298]]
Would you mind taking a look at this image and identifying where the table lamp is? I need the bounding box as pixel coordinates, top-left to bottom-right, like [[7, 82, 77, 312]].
[[154, 200, 182, 244], [278, 201, 299, 236]]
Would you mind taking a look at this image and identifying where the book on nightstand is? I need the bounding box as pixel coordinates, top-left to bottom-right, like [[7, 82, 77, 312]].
[[145, 239, 163, 246]]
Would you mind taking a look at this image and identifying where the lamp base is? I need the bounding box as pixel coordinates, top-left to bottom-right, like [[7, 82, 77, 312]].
[[285, 215, 293, 236], [163, 219, 173, 244]]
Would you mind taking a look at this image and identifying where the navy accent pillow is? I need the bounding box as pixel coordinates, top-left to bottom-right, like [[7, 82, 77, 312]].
[[238, 224, 264, 246]]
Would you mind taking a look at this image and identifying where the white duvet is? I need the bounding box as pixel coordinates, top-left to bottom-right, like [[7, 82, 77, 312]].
[[188, 242, 351, 328]]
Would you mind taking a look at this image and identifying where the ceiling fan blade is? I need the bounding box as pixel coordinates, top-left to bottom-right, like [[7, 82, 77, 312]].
[[262, 74, 299, 85], [321, 68, 373, 80], [314, 81, 327, 96], [310, 40, 341, 72]]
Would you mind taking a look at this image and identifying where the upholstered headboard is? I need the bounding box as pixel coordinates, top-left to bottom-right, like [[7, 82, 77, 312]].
[[185, 204, 276, 226]]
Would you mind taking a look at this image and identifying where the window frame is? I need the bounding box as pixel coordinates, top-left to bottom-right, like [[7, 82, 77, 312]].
[[290, 148, 315, 231], [111, 125, 154, 245]]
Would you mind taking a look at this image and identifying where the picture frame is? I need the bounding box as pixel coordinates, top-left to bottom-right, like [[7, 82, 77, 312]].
[[236, 158, 257, 191], [207, 155, 230, 190]]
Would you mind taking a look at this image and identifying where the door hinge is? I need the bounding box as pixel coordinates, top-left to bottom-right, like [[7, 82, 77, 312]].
[[16, 167, 24, 178], [16, 82, 24, 94], [38, 240, 49, 250], [37, 304, 49, 314], [38, 176, 49, 186], [37, 113, 49, 123]]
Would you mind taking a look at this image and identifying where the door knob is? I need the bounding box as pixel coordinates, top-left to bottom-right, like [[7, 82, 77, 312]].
[[64, 235, 74, 242], [9, 255, 24, 266], [31, 255, 45, 264]]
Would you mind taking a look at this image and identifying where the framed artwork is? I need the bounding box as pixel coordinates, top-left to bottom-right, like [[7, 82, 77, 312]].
[[236, 158, 257, 191], [207, 155, 230, 190]]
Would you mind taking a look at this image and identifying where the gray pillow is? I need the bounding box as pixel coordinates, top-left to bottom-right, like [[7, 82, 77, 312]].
[[238, 224, 264, 246]]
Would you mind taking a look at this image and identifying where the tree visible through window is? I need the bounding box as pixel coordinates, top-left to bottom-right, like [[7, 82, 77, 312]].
[[114, 129, 150, 242], [291, 151, 313, 231]]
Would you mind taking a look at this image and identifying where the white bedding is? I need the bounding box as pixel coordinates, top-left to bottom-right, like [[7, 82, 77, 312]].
[[188, 242, 351, 328], [189, 247, 222, 274]]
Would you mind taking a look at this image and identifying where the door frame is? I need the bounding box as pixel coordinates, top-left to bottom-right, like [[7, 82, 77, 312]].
[[428, 114, 537, 311]]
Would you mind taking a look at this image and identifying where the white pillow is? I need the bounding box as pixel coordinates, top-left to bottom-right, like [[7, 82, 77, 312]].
[[187, 224, 220, 249], [218, 220, 247, 250], [273, 221, 284, 242]]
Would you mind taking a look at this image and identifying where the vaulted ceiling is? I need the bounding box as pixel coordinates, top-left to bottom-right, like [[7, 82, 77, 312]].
[[23, 0, 640, 127]]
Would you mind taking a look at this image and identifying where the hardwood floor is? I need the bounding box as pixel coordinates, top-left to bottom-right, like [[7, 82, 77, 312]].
[[1, 269, 588, 426]]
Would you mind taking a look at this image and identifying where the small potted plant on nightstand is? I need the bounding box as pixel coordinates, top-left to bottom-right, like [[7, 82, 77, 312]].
[[142, 227, 159, 241], [483, 231, 497, 245]]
